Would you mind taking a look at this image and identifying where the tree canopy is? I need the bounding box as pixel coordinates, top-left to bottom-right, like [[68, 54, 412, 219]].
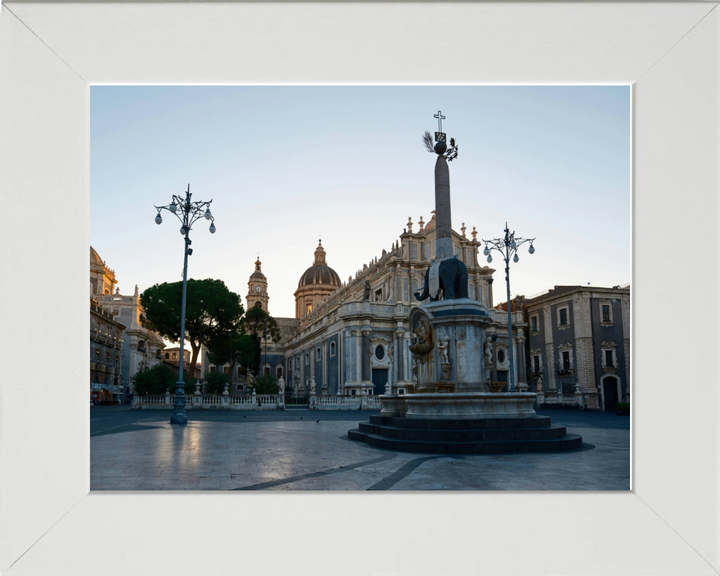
[[140, 279, 244, 379], [206, 306, 281, 378]]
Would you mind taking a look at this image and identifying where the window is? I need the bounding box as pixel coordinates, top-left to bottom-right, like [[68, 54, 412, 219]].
[[172, 352, 177, 359], [351, 389, 356, 396], [165, 353, 170, 359], [223, 366, 230, 374], [533, 355, 541, 374], [316, 347, 321, 361], [398, 389, 405, 395], [600, 302, 614, 324], [410, 243, 417, 260], [497, 349, 506, 364], [559, 308, 568, 326], [238, 367, 243, 377], [209, 366, 217, 374], [375, 345, 384, 360], [605, 349, 614, 368], [276, 367, 283, 379], [305, 353, 309, 365], [255, 301, 262, 308], [236, 385, 244, 392], [531, 315, 539, 333], [330, 342, 336, 357], [375, 288, 382, 302], [601, 343, 618, 370], [602, 304, 611, 323], [562, 351, 571, 371], [306, 303, 312, 315], [403, 279, 409, 301], [264, 366, 271, 376]]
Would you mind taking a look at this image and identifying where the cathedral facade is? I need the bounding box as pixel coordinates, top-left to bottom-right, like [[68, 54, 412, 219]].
[[280, 213, 528, 398]]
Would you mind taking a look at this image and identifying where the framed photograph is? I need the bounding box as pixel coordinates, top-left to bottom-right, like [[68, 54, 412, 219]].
[[1, 2, 717, 575]]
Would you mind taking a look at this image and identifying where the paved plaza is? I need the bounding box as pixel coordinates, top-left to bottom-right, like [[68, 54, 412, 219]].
[[91, 406, 630, 491]]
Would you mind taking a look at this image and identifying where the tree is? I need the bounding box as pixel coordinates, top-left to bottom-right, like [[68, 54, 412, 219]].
[[241, 306, 282, 376], [249, 375, 279, 395], [203, 371, 229, 395], [131, 363, 197, 395], [140, 279, 244, 380]]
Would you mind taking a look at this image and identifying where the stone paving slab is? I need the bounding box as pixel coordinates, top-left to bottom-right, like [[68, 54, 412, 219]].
[[91, 410, 630, 491]]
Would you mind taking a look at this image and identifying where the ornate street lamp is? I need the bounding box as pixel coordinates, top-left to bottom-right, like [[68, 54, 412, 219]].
[[154, 184, 216, 425], [482, 223, 535, 392]]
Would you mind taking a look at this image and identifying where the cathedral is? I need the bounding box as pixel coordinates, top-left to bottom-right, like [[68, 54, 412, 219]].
[[228, 211, 528, 398]]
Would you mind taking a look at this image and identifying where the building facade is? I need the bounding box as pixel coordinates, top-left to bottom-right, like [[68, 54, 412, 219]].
[[522, 285, 630, 411], [92, 246, 165, 402], [90, 297, 126, 403], [281, 213, 526, 398]]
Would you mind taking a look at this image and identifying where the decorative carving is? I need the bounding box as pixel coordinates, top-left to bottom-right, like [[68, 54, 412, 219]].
[[409, 316, 433, 355], [438, 336, 450, 364]]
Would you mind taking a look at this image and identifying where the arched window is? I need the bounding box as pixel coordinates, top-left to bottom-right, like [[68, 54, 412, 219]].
[[255, 301, 262, 308], [172, 353, 177, 359], [165, 353, 170, 359], [330, 342, 336, 357]]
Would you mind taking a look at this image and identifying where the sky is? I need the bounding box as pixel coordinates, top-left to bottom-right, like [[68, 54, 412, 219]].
[[90, 85, 631, 320]]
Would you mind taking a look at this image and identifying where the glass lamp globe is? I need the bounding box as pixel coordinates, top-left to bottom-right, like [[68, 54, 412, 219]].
[[209, 222, 216, 234], [205, 209, 212, 220], [513, 254, 519, 263], [483, 246, 489, 256], [155, 213, 162, 225], [529, 244, 535, 254], [169, 202, 178, 214], [487, 255, 492, 263], [510, 240, 517, 249], [180, 226, 187, 235]]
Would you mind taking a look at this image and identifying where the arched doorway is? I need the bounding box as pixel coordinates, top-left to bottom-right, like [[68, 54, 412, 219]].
[[601, 375, 621, 412]]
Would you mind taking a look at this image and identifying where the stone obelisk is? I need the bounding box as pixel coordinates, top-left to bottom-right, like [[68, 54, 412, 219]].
[[434, 155, 453, 259]]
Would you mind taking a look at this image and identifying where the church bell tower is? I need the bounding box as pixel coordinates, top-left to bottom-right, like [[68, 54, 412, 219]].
[[247, 257, 269, 313]]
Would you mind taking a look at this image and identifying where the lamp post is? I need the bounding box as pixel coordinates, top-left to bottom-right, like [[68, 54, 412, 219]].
[[482, 223, 535, 392], [154, 184, 216, 425]]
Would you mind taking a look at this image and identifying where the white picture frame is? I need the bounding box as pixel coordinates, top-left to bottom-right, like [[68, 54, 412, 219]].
[[1, 2, 717, 575]]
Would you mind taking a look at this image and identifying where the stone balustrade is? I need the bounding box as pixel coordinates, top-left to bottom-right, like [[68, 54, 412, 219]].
[[536, 392, 584, 408], [132, 392, 384, 411], [132, 391, 284, 410], [308, 394, 382, 411]]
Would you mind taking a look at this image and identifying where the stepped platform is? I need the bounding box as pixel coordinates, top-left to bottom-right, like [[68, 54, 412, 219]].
[[348, 414, 583, 454]]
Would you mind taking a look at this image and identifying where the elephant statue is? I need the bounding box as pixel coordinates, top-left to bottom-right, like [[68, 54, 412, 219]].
[[414, 257, 469, 301]]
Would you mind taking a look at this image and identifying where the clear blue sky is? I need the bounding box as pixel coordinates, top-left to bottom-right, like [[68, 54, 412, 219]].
[[91, 86, 630, 319]]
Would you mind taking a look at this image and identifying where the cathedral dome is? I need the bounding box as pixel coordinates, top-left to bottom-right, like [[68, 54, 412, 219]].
[[298, 240, 341, 288], [90, 246, 103, 266]]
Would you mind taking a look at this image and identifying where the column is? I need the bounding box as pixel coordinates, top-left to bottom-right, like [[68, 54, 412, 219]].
[[353, 329, 362, 384], [361, 328, 372, 392], [517, 334, 527, 387], [395, 327, 404, 383], [338, 332, 344, 395], [621, 293, 630, 400], [321, 337, 328, 395]]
